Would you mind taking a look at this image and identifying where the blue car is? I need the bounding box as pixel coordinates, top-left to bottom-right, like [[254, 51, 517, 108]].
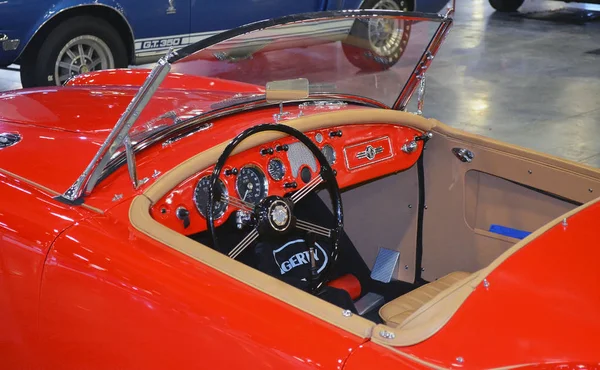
[[0, 0, 449, 87]]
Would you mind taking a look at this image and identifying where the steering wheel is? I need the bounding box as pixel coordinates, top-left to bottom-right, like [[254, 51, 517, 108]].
[[206, 124, 343, 292]]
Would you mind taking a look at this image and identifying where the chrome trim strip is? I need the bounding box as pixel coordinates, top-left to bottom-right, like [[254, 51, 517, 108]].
[[18, 3, 135, 61], [59, 54, 171, 202], [169, 10, 447, 63]]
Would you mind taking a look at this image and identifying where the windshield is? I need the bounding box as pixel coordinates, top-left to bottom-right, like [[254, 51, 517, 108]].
[[60, 10, 453, 202], [169, 11, 448, 109]]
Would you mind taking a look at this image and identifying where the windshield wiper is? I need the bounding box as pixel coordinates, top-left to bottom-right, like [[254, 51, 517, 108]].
[[57, 51, 172, 204]]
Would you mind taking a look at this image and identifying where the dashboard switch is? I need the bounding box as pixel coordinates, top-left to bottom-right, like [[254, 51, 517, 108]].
[[176, 207, 191, 229], [284, 181, 298, 189], [276, 144, 289, 152], [329, 130, 343, 138], [260, 147, 274, 155]]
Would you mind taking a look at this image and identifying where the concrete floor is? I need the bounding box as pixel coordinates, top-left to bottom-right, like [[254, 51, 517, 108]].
[[1, 0, 599, 165]]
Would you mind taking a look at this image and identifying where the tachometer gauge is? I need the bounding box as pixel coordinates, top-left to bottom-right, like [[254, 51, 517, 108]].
[[321, 144, 336, 165], [267, 158, 286, 181], [194, 176, 228, 218], [236, 166, 268, 204]]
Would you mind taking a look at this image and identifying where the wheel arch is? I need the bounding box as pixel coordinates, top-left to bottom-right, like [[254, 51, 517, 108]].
[[18, 3, 135, 65]]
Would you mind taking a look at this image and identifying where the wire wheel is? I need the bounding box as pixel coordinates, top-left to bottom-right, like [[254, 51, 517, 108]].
[[368, 0, 405, 57]]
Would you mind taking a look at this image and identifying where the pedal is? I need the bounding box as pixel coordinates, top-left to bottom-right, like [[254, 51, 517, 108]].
[[370, 247, 399, 283], [354, 292, 385, 316]]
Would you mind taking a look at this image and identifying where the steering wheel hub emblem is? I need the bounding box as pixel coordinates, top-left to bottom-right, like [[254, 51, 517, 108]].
[[270, 204, 289, 227], [268, 199, 291, 231]]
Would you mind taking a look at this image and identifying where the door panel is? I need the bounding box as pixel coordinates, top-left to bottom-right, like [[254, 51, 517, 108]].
[[0, 173, 81, 368], [420, 124, 600, 281], [190, 0, 323, 42]]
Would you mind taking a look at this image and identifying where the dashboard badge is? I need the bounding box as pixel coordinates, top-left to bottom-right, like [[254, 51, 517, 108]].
[[356, 145, 384, 161]]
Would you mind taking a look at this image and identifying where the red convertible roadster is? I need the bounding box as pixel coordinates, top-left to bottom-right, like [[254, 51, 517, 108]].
[[1, 7, 599, 369]]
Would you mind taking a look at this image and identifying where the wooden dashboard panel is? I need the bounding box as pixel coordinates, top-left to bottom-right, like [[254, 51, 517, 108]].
[[151, 123, 424, 235]]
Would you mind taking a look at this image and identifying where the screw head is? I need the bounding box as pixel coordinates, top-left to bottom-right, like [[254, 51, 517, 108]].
[[528, 170, 533, 174], [404, 265, 409, 270], [589, 188, 593, 193], [342, 309, 352, 317], [379, 330, 396, 339], [408, 204, 412, 208], [456, 356, 464, 364]]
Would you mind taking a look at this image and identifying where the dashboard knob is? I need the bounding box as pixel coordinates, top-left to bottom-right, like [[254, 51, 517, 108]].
[[329, 130, 343, 138], [176, 207, 191, 229], [260, 147, 275, 155]]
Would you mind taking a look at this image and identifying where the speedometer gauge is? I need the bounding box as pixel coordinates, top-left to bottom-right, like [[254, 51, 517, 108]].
[[236, 166, 268, 204], [194, 176, 228, 218], [267, 158, 286, 181]]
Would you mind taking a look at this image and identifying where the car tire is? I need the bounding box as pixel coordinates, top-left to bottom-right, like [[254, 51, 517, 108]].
[[20, 16, 128, 88], [341, 0, 412, 71], [489, 0, 525, 12]]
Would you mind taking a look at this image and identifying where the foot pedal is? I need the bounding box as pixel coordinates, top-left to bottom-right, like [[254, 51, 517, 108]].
[[370, 247, 399, 283], [354, 292, 385, 316]]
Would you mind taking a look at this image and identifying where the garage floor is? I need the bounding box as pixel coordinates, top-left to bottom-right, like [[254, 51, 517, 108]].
[[1, 0, 599, 165]]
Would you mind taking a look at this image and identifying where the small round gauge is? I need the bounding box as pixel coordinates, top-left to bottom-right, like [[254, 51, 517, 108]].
[[321, 144, 336, 165], [194, 176, 228, 218], [236, 166, 268, 204], [267, 158, 286, 181]]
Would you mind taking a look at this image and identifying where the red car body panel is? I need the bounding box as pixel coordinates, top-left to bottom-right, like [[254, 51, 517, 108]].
[[39, 202, 367, 369], [0, 171, 94, 368], [1, 69, 599, 368], [402, 201, 600, 369]]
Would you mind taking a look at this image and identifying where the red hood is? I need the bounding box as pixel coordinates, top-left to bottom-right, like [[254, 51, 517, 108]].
[[0, 76, 261, 196]]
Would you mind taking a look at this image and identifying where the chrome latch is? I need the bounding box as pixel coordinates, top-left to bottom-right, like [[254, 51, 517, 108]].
[[452, 148, 474, 163]]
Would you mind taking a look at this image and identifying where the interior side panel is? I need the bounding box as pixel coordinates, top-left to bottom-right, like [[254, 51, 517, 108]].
[[341, 166, 419, 283], [421, 130, 600, 281]]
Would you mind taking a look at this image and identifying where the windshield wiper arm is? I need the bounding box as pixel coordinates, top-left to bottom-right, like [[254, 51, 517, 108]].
[[57, 51, 173, 204]]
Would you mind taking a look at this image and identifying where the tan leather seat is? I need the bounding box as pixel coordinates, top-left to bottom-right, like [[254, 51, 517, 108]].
[[379, 271, 471, 327]]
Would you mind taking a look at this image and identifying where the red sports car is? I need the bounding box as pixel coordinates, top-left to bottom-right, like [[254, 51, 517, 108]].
[[1, 7, 598, 369]]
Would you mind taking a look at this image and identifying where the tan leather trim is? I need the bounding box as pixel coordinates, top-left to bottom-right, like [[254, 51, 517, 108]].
[[146, 109, 435, 203], [133, 109, 435, 339], [432, 119, 600, 181], [0, 168, 104, 215], [373, 196, 600, 347], [130, 194, 375, 337]]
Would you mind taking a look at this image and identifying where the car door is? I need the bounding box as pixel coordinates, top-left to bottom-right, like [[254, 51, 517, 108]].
[[123, 0, 191, 62], [189, 0, 323, 44]]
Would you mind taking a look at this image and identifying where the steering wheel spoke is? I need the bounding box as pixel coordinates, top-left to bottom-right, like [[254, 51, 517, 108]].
[[295, 218, 332, 238], [290, 173, 324, 204], [228, 228, 259, 259], [222, 194, 255, 213]]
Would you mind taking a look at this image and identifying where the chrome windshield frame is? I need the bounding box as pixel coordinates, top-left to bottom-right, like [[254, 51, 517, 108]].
[[58, 7, 455, 203], [168, 9, 449, 64]]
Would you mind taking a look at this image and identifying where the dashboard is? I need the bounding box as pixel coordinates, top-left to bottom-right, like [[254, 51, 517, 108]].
[[151, 123, 424, 235]]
